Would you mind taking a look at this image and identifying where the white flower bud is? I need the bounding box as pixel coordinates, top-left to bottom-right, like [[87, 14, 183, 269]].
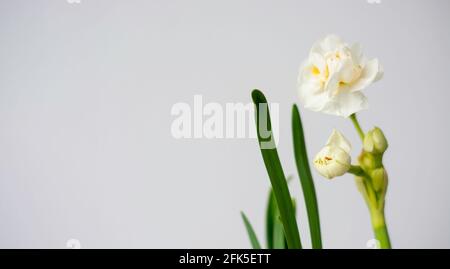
[[314, 129, 351, 179]]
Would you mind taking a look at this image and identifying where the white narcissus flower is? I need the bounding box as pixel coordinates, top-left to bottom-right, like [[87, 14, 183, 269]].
[[298, 34, 383, 117], [314, 129, 352, 179]]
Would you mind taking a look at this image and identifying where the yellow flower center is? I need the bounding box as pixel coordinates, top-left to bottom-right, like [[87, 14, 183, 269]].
[[315, 156, 333, 166]]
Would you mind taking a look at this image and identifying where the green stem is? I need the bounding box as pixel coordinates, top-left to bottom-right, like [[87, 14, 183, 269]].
[[350, 114, 365, 141], [348, 165, 365, 177], [370, 209, 391, 249]]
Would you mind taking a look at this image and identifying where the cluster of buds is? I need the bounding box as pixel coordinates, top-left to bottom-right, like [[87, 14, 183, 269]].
[[357, 127, 389, 210]]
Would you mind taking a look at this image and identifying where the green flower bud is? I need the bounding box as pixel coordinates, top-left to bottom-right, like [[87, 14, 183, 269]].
[[371, 167, 388, 193], [358, 151, 377, 172], [363, 127, 388, 154]]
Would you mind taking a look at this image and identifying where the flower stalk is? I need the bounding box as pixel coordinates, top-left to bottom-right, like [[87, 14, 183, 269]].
[[371, 209, 391, 249], [350, 114, 365, 141], [349, 115, 391, 249]]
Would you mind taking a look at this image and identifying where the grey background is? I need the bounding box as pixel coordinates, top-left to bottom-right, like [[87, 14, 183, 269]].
[[0, 0, 449, 249]]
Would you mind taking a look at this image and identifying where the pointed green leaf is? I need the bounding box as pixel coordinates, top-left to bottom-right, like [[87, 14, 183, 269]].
[[272, 217, 285, 249], [267, 189, 285, 249], [268, 177, 294, 249], [241, 212, 262, 249], [292, 104, 322, 249], [265, 190, 276, 249], [252, 89, 302, 249]]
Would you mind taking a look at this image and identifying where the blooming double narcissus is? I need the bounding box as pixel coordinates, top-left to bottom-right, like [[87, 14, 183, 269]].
[[297, 34, 383, 117], [302, 35, 391, 248], [314, 129, 351, 179]]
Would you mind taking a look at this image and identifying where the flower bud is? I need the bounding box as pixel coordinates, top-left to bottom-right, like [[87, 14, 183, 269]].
[[363, 127, 388, 154], [314, 130, 351, 179], [358, 151, 377, 172], [371, 167, 388, 193]]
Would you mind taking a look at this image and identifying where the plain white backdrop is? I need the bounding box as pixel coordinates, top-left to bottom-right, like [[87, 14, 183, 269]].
[[1, 0, 449, 248]]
